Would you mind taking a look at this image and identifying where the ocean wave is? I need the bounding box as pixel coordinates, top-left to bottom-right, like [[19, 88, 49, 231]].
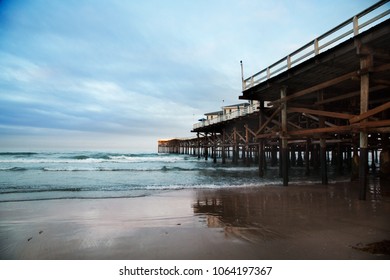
[[1, 182, 268, 194], [64, 153, 112, 160], [0, 183, 268, 203], [0, 187, 82, 194], [0, 152, 37, 157], [0, 153, 188, 164], [160, 166, 198, 172], [125, 182, 276, 192], [0, 194, 150, 203], [0, 165, 258, 172], [42, 167, 99, 172], [0, 167, 28, 171], [41, 166, 200, 172]]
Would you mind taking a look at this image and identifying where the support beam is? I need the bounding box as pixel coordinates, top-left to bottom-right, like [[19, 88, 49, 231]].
[[258, 101, 265, 177], [245, 126, 250, 165], [305, 138, 311, 176], [256, 106, 282, 135], [349, 101, 390, 124], [256, 132, 279, 139], [314, 85, 386, 106], [304, 113, 337, 127], [222, 130, 226, 164], [233, 128, 238, 164], [259, 141, 264, 177], [359, 54, 372, 200], [213, 132, 217, 163], [280, 87, 289, 186], [269, 71, 359, 106], [287, 119, 390, 136], [288, 107, 356, 120], [373, 63, 390, 73], [235, 130, 246, 143], [204, 133, 209, 161], [317, 92, 328, 185], [244, 125, 257, 137], [197, 133, 201, 159]]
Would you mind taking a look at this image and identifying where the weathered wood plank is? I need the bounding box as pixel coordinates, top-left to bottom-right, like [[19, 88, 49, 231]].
[[373, 63, 390, 73], [256, 106, 281, 135], [304, 113, 337, 127], [244, 125, 257, 137], [288, 107, 356, 119], [235, 130, 246, 143], [256, 132, 279, 139], [269, 71, 359, 106], [349, 101, 390, 124], [315, 90, 360, 105], [287, 119, 390, 136], [348, 119, 387, 129], [314, 85, 386, 106]]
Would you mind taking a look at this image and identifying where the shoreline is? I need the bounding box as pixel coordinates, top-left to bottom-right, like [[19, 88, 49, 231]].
[[0, 181, 389, 260]]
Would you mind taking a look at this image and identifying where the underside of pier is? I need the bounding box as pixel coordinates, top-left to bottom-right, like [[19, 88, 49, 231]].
[[158, 6, 390, 200]]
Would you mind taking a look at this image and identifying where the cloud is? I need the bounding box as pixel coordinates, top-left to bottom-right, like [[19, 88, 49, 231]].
[[0, 0, 375, 151]]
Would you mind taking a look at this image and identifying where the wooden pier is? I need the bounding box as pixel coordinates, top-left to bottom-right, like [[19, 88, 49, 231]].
[[158, 1, 390, 200]]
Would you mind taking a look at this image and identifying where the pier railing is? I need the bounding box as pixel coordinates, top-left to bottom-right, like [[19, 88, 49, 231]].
[[242, 0, 390, 91], [193, 104, 259, 130]]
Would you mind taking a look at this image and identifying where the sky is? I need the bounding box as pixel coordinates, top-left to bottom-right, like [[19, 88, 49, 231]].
[[0, 0, 377, 152]]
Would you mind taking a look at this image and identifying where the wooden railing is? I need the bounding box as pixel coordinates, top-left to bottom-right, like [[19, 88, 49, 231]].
[[193, 104, 259, 130], [242, 0, 390, 91]]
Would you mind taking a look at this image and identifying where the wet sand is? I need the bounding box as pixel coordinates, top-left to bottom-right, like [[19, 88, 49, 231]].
[[0, 180, 389, 259]]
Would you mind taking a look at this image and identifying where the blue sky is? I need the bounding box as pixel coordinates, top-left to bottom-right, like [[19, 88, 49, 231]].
[[0, 0, 376, 152]]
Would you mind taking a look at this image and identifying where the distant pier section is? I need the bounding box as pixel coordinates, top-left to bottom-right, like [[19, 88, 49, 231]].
[[158, 0, 390, 199]]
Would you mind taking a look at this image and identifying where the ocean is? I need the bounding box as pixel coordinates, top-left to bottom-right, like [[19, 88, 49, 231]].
[[0, 151, 330, 203]]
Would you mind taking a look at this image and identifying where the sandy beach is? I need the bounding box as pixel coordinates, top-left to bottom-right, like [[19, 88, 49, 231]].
[[0, 180, 389, 260]]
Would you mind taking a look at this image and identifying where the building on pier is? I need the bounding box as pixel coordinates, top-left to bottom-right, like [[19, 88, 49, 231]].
[[204, 111, 223, 121]]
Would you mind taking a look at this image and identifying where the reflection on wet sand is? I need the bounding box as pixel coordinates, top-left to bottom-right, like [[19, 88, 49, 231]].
[[193, 180, 390, 256]]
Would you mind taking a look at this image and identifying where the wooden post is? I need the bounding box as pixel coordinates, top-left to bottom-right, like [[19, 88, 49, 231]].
[[259, 101, 265, 177], [197, 133, 201, 159], [233, 128, 238, 164], [380, 111, 390, 179], [359, 54, 371, 200], [380, 133, 390, 179], [245, 126, 249, 166], [351, 140, 360, 181], [297, 146, 304, 167], [204, 133, 209, 161], [193, 140, 196, 156], [371, 148, 376, 173], [240, 60, 245, 91], [318, 91, 328, 185], [313, 143, 319, 170], [213, 132, 217, 163], [281, 86, 289, 186], [320, 138, 328, 184], [271, 145, 278, 166], [263, 142, 267, 170], [290, 145, 296, 166], [305, 138, 311, 176], [259, 142, 264, 177], [353, 16, 359, 36], [222, 130, 226, 164], [337, 142, 344, 175], [346, 145, 352, 169]]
